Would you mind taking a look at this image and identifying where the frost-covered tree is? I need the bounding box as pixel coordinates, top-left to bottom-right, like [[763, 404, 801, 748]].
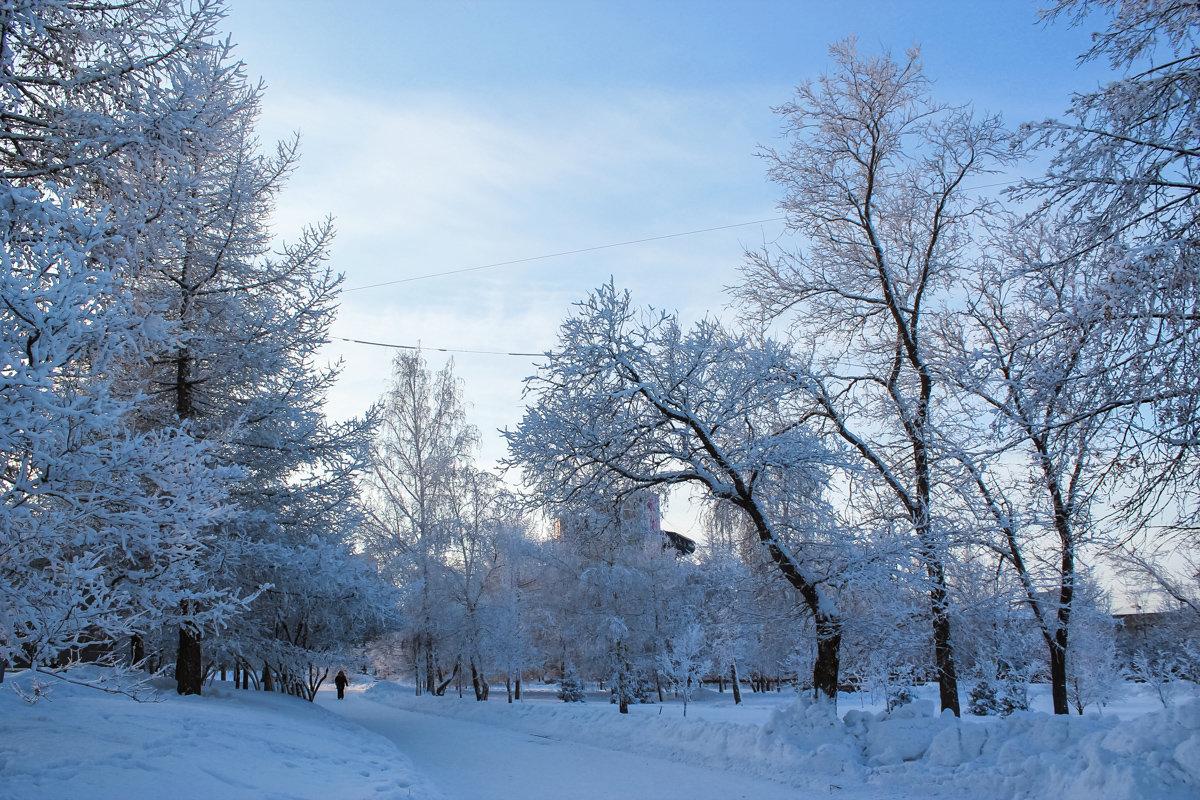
[[0, 0, 229, 182], [506, 283, 846, 702], [363, 349, 476, 694], [0, 1, 245, 679], [0, 187, 230, 673], [659, 621, 708, 717], [487, 521, 539, 702], [116, 56, 380, 695], [735, 40, 1013, 715], [436, 464, 530, 701], [1065, 578, 1123, 714], [837, 571, 931, 704], [1017, 0, 1200, 534], [1, 0, 386, 695], [534, 493, 699, 712], [940, 219, 1169, 714], [362, 349, 535, 699], [1118, 546, 1200, 621], [558, 663, 586, 702], [695, 545, 754, 704]]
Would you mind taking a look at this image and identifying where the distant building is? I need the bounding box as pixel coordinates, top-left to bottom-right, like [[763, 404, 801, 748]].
[[553, 492, 695, 556], [1113, 608, 1200, 665]]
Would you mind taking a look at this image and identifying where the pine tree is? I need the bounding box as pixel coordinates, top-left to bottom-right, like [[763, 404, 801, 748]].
[[0, 0, 237, 677]]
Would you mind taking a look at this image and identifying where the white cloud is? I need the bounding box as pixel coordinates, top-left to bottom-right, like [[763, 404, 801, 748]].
[[264, 85, 786, 485]]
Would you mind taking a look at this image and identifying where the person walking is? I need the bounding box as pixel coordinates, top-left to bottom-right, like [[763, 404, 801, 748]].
[[334, 670, 348, 700]]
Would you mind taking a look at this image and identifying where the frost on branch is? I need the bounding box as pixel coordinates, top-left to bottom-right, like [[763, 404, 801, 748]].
[[505, 282, 848, 703], [0, 186, 230, 672]]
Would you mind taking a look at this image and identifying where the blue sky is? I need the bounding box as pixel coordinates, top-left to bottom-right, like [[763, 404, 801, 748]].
[[222, 1, 1115, 498]]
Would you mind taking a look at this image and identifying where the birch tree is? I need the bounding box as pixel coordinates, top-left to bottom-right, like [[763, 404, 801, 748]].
[[363, 349, 478, 695]]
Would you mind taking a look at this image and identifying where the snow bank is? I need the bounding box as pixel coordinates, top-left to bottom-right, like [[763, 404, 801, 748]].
[[0, 670, 435, 800], [366, 681, 839, 789], [365, 681, 1200, 799], [811, 697, 1199, 799]]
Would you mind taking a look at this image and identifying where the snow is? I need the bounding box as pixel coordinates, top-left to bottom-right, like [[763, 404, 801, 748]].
[[359, 681, 1200, 798], [0, 670, 435, 800], [327, 686, 810, 800], [2, 671, 1198, 799]]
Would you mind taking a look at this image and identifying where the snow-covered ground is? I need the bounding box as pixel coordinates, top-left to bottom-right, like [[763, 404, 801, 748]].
[[355, 680, 1200, 799], [323, 684, 814, 800], [0, 669, 436, 800], [2, 669, 1198, 799]]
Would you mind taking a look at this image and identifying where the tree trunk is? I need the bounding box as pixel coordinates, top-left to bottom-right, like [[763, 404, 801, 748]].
[[977, 445, 1074, 715], [130, 635, 145, 667], [263, 662, 274, 692], [470, 658, 488, 701], [424, 641, 437, 695], [515, 677, 521, 701], [812, 616, 842, 703], [1050, 633, 1069, 715], [1047, 461, 1075, 716], [306, 663, 328, 702], [1048, 544, 1073, 715], [176, 625, 202, 696], [928, 564, 960, 716], [616, 641, 630, 714], [915, 429, 961, 716], [172, 351, 207, 699], [730, 663, 742, 705], [739, 496, 843, 706], [435, 658, 459, 696]]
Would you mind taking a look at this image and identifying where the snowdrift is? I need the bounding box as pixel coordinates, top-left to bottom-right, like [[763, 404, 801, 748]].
[[0, 670, 435, 800], [366, 681, 1200, 799]]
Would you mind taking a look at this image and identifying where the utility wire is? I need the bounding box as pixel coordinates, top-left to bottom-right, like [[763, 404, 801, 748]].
[[344, 180, 1013, 294], [343, 217, 786, 292], [337, 183, 1014, 354], [336, 337, 543, 358]]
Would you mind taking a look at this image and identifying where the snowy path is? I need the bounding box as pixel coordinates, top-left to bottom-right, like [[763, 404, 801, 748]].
[[319, 689, 873, 800]]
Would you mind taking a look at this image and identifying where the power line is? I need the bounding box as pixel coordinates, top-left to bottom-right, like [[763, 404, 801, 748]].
[[338, 186, 1016, 353], [343, 217, 786, 292], [336, 337, 543, 358], [344, 183, 1016, 294]]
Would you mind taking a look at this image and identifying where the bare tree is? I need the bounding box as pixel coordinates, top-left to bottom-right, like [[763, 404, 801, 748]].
[[735, 40, 1013, 714], [940, 219, 1170, 714], [505, 284, 846, 703], [363, 349, 478, 695], [1016, 0, 1200, 534]]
